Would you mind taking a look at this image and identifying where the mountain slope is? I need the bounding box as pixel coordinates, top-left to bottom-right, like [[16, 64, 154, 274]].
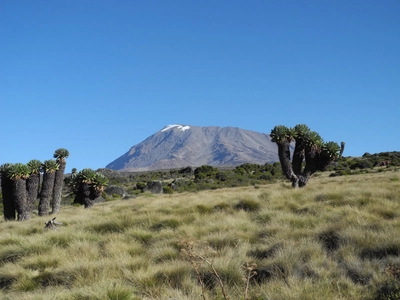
[[106, 125, 280, 171]]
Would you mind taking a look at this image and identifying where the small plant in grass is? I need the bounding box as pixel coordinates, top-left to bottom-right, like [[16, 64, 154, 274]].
[[106, 283, 134, 300], [179, 238, 229, 300], [162, 186, 174, 194], [241, 262, 257, 300]]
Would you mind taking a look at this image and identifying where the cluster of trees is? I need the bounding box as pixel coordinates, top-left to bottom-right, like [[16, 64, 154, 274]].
[[270, 124, 343, 188], [0, 149, 69, 221], [65, 168, 108, 208]]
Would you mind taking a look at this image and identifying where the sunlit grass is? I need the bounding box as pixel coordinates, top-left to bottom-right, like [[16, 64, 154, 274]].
[[0, 170, 399, 299]]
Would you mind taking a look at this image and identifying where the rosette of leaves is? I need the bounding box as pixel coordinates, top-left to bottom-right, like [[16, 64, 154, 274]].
[[90, 173, 108, 199], [270, 125, 293, 143], [78, 168, 96, 183], [292, 124, 311, 139], [303, 131, 323, 148], [322, 142, 340, 159]]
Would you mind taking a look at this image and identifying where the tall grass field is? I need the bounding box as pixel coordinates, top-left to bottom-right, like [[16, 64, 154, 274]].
[[1, 170, 400, 299]]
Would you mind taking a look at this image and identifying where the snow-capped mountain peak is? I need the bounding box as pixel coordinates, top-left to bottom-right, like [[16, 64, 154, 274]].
[[161, 124, 191, 132]]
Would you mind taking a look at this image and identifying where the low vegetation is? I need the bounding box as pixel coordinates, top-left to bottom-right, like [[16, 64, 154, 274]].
[[0, 168, 400, 299], [92, 151, 400, 196]]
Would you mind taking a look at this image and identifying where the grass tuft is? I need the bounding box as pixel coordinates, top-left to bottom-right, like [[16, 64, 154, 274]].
[[318, 229, 341, 253], [234, 198, 261, 212]]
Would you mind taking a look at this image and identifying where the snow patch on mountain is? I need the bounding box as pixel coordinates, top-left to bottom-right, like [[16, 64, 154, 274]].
[[161, 124, 191, 132]]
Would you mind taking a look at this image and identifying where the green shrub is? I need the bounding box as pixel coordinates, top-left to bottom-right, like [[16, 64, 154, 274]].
[[162, 186, 174, 194]]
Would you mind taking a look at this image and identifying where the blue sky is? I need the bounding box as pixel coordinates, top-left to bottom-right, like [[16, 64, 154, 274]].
[[1, 0, 399, 171]]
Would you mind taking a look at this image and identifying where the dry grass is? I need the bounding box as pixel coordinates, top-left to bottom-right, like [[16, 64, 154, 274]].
[[0, 170, 400, 299]]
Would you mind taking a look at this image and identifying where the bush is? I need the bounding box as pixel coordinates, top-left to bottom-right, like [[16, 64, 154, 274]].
[[163, 186, 174, 194]]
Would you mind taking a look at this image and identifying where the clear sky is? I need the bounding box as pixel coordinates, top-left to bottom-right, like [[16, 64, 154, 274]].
[[1, 0, 399, 171]]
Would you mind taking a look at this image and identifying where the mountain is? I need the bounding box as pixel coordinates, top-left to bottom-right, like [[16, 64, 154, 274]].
[[105, 124, 280, 171]]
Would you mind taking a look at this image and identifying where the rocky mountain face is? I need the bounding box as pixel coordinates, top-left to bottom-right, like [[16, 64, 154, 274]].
[[106, 125, 280, 171]]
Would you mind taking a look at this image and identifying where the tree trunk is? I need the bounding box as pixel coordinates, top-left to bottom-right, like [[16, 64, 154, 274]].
[[12, 178, 28, 221], [90, 186, 103, 201], [38, 171, 55, 216], [52, 161, 66, 214], [74, 182, 93, 208], [1, 176, 15, 220], [340, 142, 345, 158], [276, 141, 299, 188], [297, 173, 311, 187], [292, 140, 305, 175], [82, 182, 94, 208], [26, 173, 40, 220]]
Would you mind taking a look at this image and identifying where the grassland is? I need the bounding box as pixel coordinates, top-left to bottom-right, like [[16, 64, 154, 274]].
[[1, 169, 400, 300]]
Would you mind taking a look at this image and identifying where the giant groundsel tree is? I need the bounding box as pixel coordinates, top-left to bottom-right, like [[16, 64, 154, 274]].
[[52, 148, 69, 214], [38, 159, 59, 216], [8, 163, 30, 220], [26, 159, 42, 219], [1, 163, 15, 220], [69, 168, 108, 208], [270, 124, 341, 188]]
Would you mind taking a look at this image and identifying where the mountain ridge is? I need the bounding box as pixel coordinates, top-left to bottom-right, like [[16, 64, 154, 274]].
[[106, 125, 280, 171]]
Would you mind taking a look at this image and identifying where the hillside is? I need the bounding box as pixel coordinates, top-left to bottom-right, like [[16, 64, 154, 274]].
[[106, 125, 280, 171], [1, 170, 400, 299]]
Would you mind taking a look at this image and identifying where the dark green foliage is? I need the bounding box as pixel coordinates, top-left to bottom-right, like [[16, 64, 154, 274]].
[[328, 152, 400, 176], [194, 165, 218, 180], [162, 186, 174, 194], [67, 169, 108, 208]]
